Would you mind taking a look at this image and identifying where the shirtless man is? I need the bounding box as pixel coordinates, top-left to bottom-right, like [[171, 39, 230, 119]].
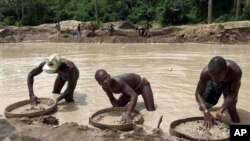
[[108, 24, 115, 36], [55, 21, 61, 36], [77, 23, 81, 37], [95, 69, 155, 123], [195, 56, 241, 128], [28, 54, 79, 105]]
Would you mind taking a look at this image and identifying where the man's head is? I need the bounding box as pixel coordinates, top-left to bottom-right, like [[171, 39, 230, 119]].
[[43, 54, 61, 74], [95, 69, 111, 88], [208, 56, 228, 83]]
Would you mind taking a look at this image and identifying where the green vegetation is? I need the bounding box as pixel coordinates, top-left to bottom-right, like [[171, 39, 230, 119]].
[[0, 0, 249, 26]]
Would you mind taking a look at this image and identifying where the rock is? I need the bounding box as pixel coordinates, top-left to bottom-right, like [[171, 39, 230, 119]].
[[0, 28, 14, 37], [209, 32, 215, 35], [42, 116, 59, 125], [152, 128, 163, 134]]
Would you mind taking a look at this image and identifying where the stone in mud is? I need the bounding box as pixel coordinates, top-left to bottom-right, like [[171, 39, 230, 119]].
[[42, 116, 59, 125], [152, 128, 163, 135]]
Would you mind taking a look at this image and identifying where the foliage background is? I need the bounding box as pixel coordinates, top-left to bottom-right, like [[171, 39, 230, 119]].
[[0, 0, 249, 26]]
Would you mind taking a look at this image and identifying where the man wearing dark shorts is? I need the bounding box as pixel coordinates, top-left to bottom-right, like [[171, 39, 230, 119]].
[[95, 69, 155, 123], [28, 54, 79, 105], [195, 56, 242, 128]]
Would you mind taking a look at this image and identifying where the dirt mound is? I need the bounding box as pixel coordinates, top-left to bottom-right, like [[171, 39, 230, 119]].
[[118, 21, 137, 29], [170, 22, 250, 43], [0, 118, 170, 141], [103, 21, 137, 30], [0, 119, 17, 140]]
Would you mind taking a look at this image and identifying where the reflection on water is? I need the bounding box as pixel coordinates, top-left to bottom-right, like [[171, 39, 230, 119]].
[[0, 43, 250, 132]]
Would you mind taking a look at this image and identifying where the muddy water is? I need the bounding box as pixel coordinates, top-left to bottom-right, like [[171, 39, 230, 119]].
[[0, 43, 250, 135]]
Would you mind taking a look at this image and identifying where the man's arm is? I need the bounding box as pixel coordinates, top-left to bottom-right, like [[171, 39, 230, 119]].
[[27, 62, 45, 104], [220, 73, 241, 113], [195, 69, 215, 128], [195, 81, 207, 112], [27, 62, 45, 97], [103, 88, 118, 107], [195, 70, 209, 112], [56, 66, 76, 103], [118, 80, 138, 122]]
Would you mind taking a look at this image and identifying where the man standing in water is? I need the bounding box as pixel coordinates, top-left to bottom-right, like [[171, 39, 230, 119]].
[[195, 56, 241, 128], [28, 54, 79, 105], [95, 69, 155, 123]]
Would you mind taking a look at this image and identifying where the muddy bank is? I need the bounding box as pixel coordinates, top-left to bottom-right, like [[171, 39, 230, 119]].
[[0, 20, 250, 44], [0, 117, 171, 141]]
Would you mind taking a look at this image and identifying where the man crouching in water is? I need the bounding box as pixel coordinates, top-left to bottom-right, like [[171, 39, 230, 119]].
[[195, 56, 241, 128], [28, 54, 79, 105], [95, 69, 155, 123]]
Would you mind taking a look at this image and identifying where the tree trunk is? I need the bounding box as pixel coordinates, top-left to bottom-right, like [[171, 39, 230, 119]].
[[21, 0, 24, 19], [232, 0, 237, 12], [95, 0, 98, 22], [16, 0, 20, 20], [208, 0, 212, 24], [236, 0, 241, 17]]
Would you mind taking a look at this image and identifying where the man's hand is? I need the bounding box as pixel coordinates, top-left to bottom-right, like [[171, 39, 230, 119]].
[[215, 110, 223, 120], [121, 112, 132, 124], [203, 110, 215, 128], [30, 95, 39, 105]]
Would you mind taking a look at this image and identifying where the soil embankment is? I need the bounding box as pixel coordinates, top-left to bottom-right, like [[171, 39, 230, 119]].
[[0, 20, 250, 44], [0, 117, 169, 141]]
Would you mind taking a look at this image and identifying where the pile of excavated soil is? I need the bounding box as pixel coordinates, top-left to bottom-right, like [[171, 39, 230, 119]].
[[1, 20, 250, 44], [0, 118, 170, 141]]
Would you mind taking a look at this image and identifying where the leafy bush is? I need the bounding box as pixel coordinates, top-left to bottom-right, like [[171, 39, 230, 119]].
[[0, 0, 250, 26], [241, 6, 250, 20], [214, 14, 235, 23], [127, 4, 155, 24], [3, 16, 15, 25], [156, 0, 191, 25]]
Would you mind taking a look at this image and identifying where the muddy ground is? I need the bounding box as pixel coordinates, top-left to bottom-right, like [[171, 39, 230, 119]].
[[0, 116, 172, 141], [0, 20, 250, 44]]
